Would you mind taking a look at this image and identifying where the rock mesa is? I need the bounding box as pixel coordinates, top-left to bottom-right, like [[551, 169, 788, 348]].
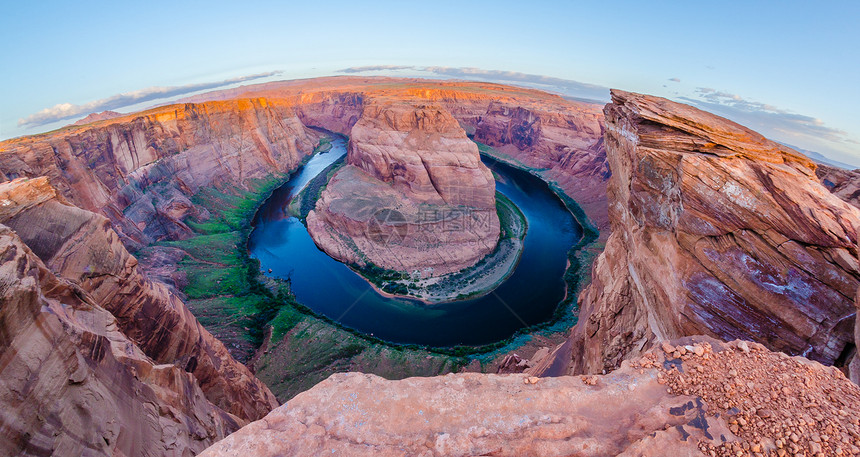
[[307, 101, 500, 277]]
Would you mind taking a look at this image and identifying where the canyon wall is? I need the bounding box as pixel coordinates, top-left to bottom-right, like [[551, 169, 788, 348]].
[[0, 177, 278, 421], [0, 98, 320, 249], [307, 101, 500, 277], [472, 100, 609, 232], [854, 287, 860, 384], [818, 163, 860, 209], [192, 78, 611, 230], [0, 78, 609, 253], [568, 90, 860, 375], [0, 223, 241, 456]]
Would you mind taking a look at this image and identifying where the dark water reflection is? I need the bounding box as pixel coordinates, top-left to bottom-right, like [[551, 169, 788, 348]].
[[248, 139, 582, 347]]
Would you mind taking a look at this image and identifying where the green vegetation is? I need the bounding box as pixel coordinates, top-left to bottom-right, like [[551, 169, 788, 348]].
[[255, 318, 464, 401], [495, 192, 523, 240], [315, 136, 333, 153], [156, 174, 303, 360]]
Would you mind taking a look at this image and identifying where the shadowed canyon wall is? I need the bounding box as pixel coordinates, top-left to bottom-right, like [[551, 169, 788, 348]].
[[567, 90, 860, 376], [0, 177, 278, 422], [0, 214, 240, 456]]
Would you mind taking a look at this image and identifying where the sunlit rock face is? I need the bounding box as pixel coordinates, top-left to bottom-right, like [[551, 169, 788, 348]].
[[569, 90, 860, 376], [307, 101, 500, 277]]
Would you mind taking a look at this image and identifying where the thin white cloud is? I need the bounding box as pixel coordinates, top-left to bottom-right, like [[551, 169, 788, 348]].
[[18, 71, 282, 128], [681, 88, 849, 144], [679, 88, 860, 167], [339, 65, 413, 73], [337, 65, 610, 102]]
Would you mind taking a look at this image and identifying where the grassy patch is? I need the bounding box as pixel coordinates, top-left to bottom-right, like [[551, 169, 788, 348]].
[[495, 192, 525, 240], [156, 172, 303, 360], [255, 317, 465, 402]]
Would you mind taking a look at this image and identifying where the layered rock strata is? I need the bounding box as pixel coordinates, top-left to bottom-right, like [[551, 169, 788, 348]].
[[0, 98, 320, 249], [307, 101, 500, 277], [853, 286, 860, 384], [473, 100, 609, 231], [0, 224, 241, 456], [199, 337, 860, 457], [818, 163, 860, 209], [0, 177, 278, 421], [569, 90, 860, 375], [180, 77, 610, 230]]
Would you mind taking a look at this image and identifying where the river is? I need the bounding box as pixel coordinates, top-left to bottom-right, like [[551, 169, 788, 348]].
[[248, 136, 582, 347]]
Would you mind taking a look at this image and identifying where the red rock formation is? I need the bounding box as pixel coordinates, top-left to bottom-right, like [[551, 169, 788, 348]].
[[0, 224, 241, 456], [349, 101, 496, 208], [199, 337, 860, 457], [185, 77, 611, 230], [570, 90, 860, 375], [853, 286, 860, 384], [818, 163, 860, 209], [308, 101, 500, 277], [0, 98, 320, 249], [0, 177, 278, 421]]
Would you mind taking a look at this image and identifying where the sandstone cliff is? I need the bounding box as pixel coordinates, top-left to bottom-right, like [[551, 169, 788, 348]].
[[307, 101, 500, 277], [0, 78, 607, 255], [570, 90, 860, 375], [200, 337, 860, 457], [0, 98, 320, 249], [472, 100, 609, 231], [0, 177, 278, 421], [0, 223, 241, 456], [854, 285, 860, 384], [818, 163, 860, 209]]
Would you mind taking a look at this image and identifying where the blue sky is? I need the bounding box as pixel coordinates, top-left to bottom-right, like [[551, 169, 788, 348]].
[[2, 1, 858, 166]]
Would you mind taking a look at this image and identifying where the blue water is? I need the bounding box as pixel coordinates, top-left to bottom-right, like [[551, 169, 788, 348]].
[[248, 137, 582, 347]]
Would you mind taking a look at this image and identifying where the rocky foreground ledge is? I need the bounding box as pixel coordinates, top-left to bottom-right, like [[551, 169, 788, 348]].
[[199, 337, 860, 457]]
